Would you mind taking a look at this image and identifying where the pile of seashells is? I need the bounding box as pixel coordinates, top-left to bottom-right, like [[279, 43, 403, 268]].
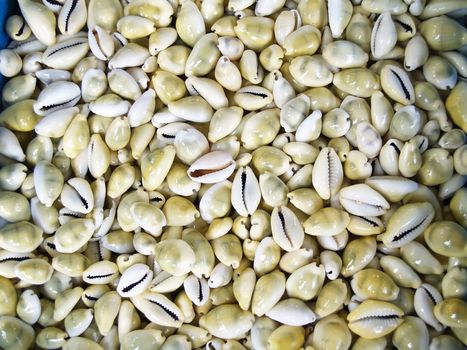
[[0, 0, 466, 349]]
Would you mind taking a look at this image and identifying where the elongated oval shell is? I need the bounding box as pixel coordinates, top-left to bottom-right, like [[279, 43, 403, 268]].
[[271, 206, 304, 252], [312, 147, 343, 200]]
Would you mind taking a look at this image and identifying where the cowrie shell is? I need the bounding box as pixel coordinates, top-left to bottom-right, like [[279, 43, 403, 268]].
[[339, 184, 390, 217], [271, 206, 304, 252], [108, 43, 150, 70], [380, 64, 415, 105], [231, 166, 261, 217], [42, 37, 89, 70], [128, 89, 156, 127], [233, 86, 273, 111], [88, 25, 115, 61], [33, 81, 81, 116], [34, 107, 79, 138], [379, 202, 435, 248], [371, 12, 397, 59], [265, 298, 317, 326], [18, 0, 57, 45], [168, 96, 214, 123], [414, 283, 444, 331], [34, 160, 64, 207], [185, 76, 228, 110], [58, 0, 87, 35], [0, 250, 34, 279], [89, 94, 131, 117], [149, 271, 187, 294], [116, 263, 153, 298], [328, 0, 353, 38], [0, 127, 26, 162], [131, 292, 184, 327], [54, 218, 95, 253], [312, 147, 343, 200], [187, 151, 236, 184], [347, 300, 404, 339], [82, 260, 119, 285], [60, 177, 94, 214], [183, 274, 210, 306], [365, 176, 419, 202]]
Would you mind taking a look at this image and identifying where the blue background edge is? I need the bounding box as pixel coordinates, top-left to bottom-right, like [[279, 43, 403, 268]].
[[0, 0, 20, 97]]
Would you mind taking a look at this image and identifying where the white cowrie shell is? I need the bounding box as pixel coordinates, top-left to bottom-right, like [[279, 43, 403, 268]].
[[404, 33, 429, 71], [108, 43, 150, 70], [117, 263, 153, 298], [131, 292, 184, 328], [272, 71, 296, 108], [265, 298, 317, 326], [168, 96, 214, 123], [339, 184, 390, 216], [312, 147, 343, 200], [149, 271, 187, 294], [217, 36, 244, 61], [414, 283, 444, 331], [130, 202, 166, 237], [356, 121, 383, 159], [34, 160, 64, 207], [18, 0, 56, 46], [187, 151, 236, 184], [149, 27, 178, 55], [380, 64, 415, 105], [322, 40, 369, 68], [295, 110, 322, 142], [215, 56, 242, 92], [34, 107, 79, 138], [16, 289, 41, 325], [365, 176, 419, 202], [8, 36, 47, 56], [89, 94, 131, 117], [271, 206, 305, 252], [274, 9, 301, 46], [316, 229, 349, 250], [280, 94, 311, 133], [328, 0, 353, 38], [33, 81, 81, 116], [88, 25, 115, 61], [42, 37, 89, 70], [208, 262, 233, 288], [128, 89, 156, 127], [0, 127, 26, 162], [234, 86, 273, 111], [34, 68, 70, 85], [371, 12, 397, 59], [185, 76, 228, 110], [183, 274, 210, 306], [60, 177, 94, 214], [58, 0, 87, 35], [231, 166, 261, 217], [255, 0, 286, 16], [108, 68, 141, 101], [82, 260, 119, 285], [88, 134, 110, 179], [156, 122, 194, 144]]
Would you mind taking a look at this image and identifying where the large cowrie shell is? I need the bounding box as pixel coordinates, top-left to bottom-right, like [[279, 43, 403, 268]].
[[380, 64, 415, 105], [371, 12, 397, 59], [18, 0, 57, 46], [42, 37, 89, 70], [88, 25, 115, 61], [58, 0, 87, 35], [116, 263, 153, 298]]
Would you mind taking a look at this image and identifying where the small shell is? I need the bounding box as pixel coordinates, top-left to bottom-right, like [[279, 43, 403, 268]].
[[108, 43, 150, 70], [286, 263, 325, 301], [304, 207, 350, 237], [404, 34, 429, 71], [234, 86, 273, 111], [60, 178, 94, 215], [323, 40, 368, 68], [414, 283, 444, 331], [82, 260, 119, 285], [351, 268, 400, 301], [315, 278, 348, 317], [265, 298, 316, 326], [380, 256, 421, 289], [365, 176, 419, 202], [117, 263, 153, 298], [131, 292, 184, 327], [58, 0, 86, 35], [153, 239, 196, 276], [371, 13, 397, 59], [199, 304, 254, 340], [328, 0, 353, 38], [187, 151, 236, 184], [312, 147, 343, 200], [400, 241, 443, 275], [379, 202, 435, 248], [33, 81, 81, 116], [183, 274, 210, 306], [231, 166, 261, 217], [339, 184, 390, 216], [271, 206, 304, 252], [18, 0, 56, 45], [347, 300, 404, 339], [380, 64, 415, 105], [42, 37, 89, 70]]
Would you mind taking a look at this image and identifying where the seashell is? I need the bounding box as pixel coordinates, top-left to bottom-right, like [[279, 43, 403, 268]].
[[0, 315, 35, 350], [322, 40, 368, 68], [168, 96, 213, 123], [60, 178, 94, 214], [209, 107, 243, 143], [117, 15, 156, 40], [5, 15, 31, 41], [255, 0, 285, 16], [153, 239, 195, 276], [414, 283, 444, 331], [371, 13, 397, 59], [231, 166, 261, 217], [234, 16, 274, 52], [380, 64, 415, 105], [162, 196, 200, 227], [266, 298, 316, 327], [312, 147, 343, 200], [0, 163, 27, 193], [380, 256, 421, 289], [185, 33, 220, 77], [315, 278, 348, 317], [341, 236, 377, 277], [58, 0, 86, 35], [93, 291, 121, 336], [339, 184, 390, 216], [149, 271, 186, 294], [175, 0, 205, 47], [0, 99, 41, 132], [33, 81, 80, 116], [131, 292, 184, 327], [347, 300, 404, 339], [289, 55, 333, 88], [34, 160, 64, 208], [328, 0, 353, 38], [64, 308, 93, 337], [227, 0, 255, 11], [286, 262, 325, 301], [185, 76, 228, 111], [272, 71, 295, 108], [54, 218, 94, 253], [333, 68, 380, 98], [270, 206, 304, 252], [0, 222, 43, 253], [313, 315, 352, 350], [18, 0, 56, 45], [14, 257, 52, 285], [88, 25, 114, 61], [282, 25, 321, 58], [108, 43, 150, 70], [187, 151, 236, 184], [82, 261, 118, 286], [380, 202, 434, 248], [351, 268, 399, 301], [400, 240, 443, 275], [126, 90, 155, 127], [117, 263, 153, 298], [233, 86, 273, 111], [34, 107, 78, 139], [317, 229, 349, 251], [365, 176, 419, 202], [149, 27, 177, 55], [0, 127, 25, 162], [423, 56, 458, 90], [199, 304, 254, 340], [259, 172, 288, 208], [124, 0, 173, 28], [424, 221, 467, 258], [419, 16, 467, 52], [199, 181, 232, 223], [241, 109, 280, 150], [183, 274, 210, 306], [304, 207, 350, 237], [404, 34, 429, 71], [217, 36, 244, 61], [2, 73, 36, 105], [16, 289, 40, 325], [42, 37, 89, 70]]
